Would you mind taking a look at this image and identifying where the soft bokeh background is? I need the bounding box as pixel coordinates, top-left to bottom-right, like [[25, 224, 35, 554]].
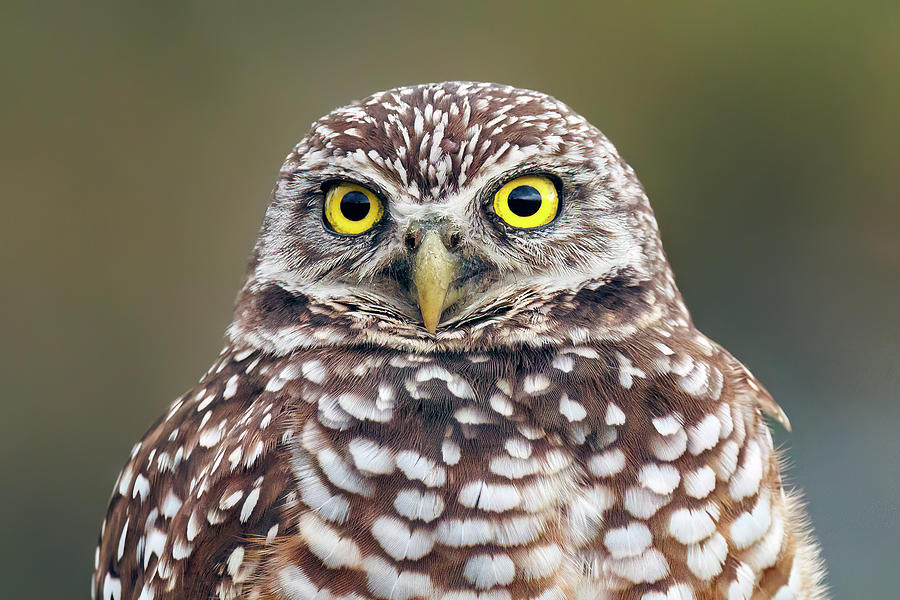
[[2, 2, 897, 597]]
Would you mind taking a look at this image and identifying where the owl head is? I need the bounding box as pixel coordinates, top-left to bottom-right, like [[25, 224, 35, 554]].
[[230, 82, 684, 354]]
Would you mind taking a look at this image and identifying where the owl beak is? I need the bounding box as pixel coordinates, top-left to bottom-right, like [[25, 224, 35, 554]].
[[412, 230, 459, 333]]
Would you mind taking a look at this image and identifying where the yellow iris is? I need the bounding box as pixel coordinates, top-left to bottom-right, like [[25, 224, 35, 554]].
[[493, 175, 559, 229], [324, 183, 384, 235]]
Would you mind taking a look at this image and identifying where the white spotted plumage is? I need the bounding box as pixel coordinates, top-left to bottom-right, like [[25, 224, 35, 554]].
[[93, 82, 826, 600]]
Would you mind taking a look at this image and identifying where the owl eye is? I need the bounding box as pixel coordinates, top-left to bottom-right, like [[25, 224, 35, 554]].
[[492, 175, 559, 229], [323, 183, 384, 235]]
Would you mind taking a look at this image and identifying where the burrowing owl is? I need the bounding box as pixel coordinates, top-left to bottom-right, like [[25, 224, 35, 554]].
[[93, 82, 827, 600]]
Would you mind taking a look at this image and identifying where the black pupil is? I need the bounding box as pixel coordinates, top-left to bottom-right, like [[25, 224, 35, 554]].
[[507, 185, 543, 217], [340, 190, 371, 221]]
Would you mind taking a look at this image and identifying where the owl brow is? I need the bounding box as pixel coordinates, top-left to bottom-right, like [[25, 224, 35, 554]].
[[476, 163, 564, 197], [289, 169, 396, 202]]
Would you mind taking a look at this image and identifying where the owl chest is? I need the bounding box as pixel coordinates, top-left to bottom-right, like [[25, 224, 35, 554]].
[[277, 351, 626, 599]]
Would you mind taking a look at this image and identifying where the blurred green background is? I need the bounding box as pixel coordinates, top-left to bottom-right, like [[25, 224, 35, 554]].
[[2, 1, 898, 597]]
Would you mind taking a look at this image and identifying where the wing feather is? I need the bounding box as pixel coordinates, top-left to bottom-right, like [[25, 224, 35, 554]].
[[92, 348, 297, 600]]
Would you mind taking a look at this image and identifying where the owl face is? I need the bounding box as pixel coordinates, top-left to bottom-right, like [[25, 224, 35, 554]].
[[231, 82, 677, 354]]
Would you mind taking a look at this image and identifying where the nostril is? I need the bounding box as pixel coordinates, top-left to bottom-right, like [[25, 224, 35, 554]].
[[405, 228, 423, 251], [446, 231, 461, 250]]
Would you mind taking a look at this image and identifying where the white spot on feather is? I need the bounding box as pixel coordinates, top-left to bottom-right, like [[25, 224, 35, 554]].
[[606, 548, 669, 583], [240, 487, 260, 523], [463, 553, 515, 589], [298, 512, 361, 568], [604, 522, 652, 558], [559, 394, 587, 422], [348, 437, 395, 475], [639, 463, 681, 495], [729, 440, 764, 499], [394, 488, 445, 522], [730, 491, 772, 549], [551, 354, 574, 372], [223, 374, 239, 399], [160, 491, 182, 518], [396, 450, 446, 487], [102, 573, 122, 600], [588, 448, 625, 477], [458, 480, 521, 512], [687, 414, 722, 455], [605, 403, 626, 425], [441, 440, 461, 465], [523, 373, 551, 394], [624, 486, 671, 519], [652, 414, 683, 436], [132, 474, 150, 502], [668, 504, 719, 544], [219, 489, 243, 510], [361, 555, 432, 600], [650, 428, 687, 462], [686, 532, 728, 579], [371, 515, 435, 560], [683, 465, 717, 499]]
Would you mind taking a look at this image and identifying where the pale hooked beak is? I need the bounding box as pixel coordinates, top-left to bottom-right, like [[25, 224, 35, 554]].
[[412, 230, 460, 333]]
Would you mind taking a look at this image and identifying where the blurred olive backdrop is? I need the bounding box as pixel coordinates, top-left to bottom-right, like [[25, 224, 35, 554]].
[[2, 1, 898, 597]]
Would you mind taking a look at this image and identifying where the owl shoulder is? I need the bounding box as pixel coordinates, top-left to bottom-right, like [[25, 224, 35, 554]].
[[92, 348, 300, 600]]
